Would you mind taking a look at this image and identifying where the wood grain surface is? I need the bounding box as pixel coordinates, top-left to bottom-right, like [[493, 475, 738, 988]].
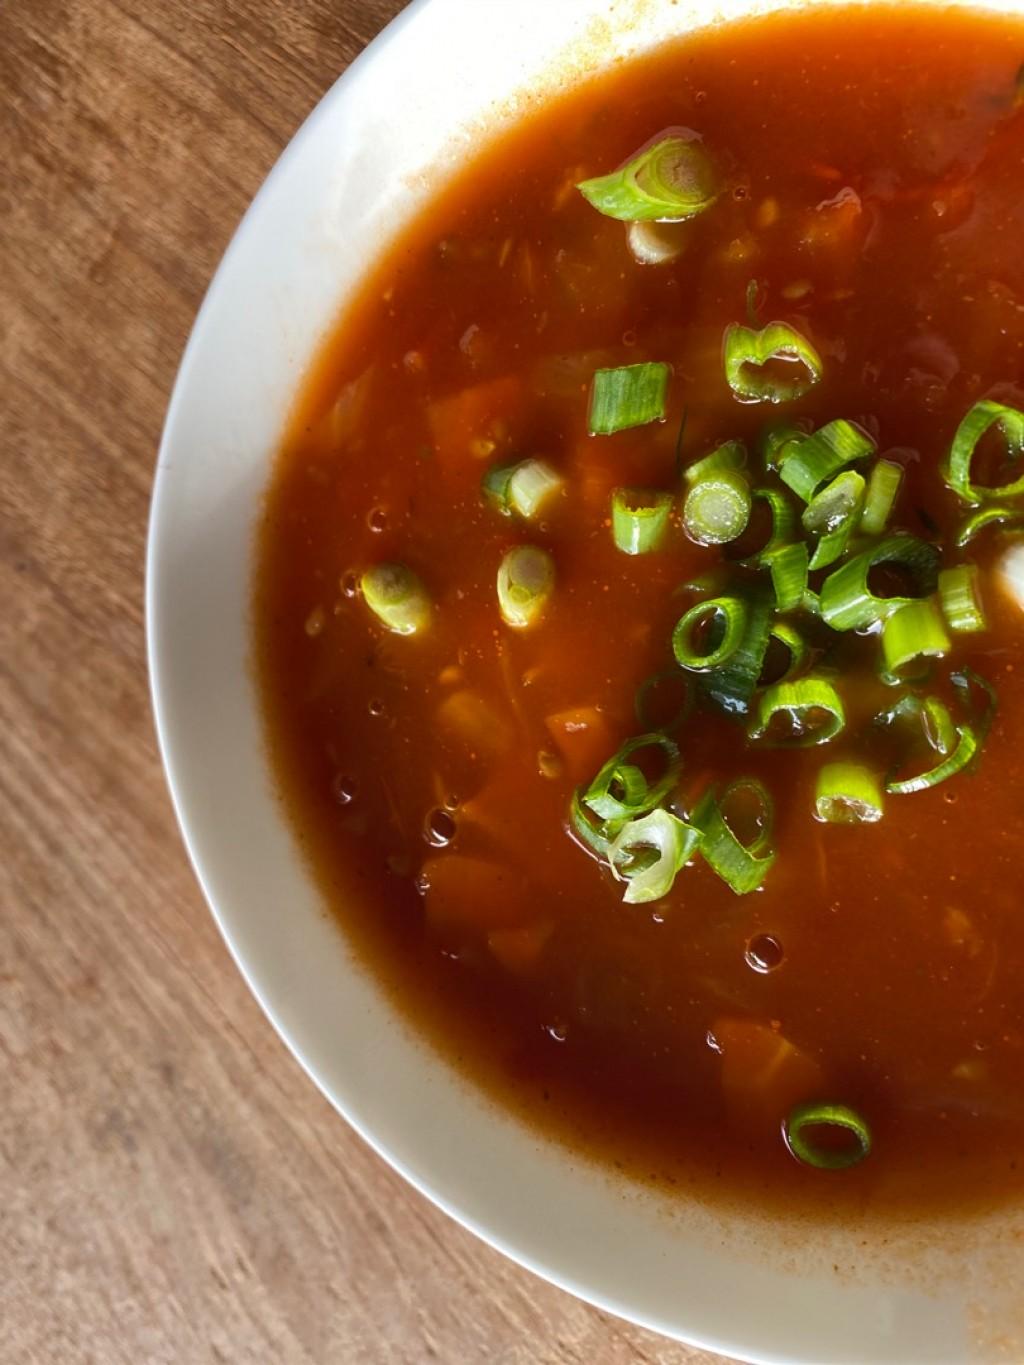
[[0, 3, 733, 1361]]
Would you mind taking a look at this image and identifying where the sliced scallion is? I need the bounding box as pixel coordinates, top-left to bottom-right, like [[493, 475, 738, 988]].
[[880, 598, 950, 682], [944, 398, 1024, 504], [682, 469, 752, 545], [589, 362, 670, 435], [801, 470, 867, 570], [582, 733, 681, 822], [738, 487, 797, 566], [886, 720, 978, 795], [815, 762, 883, 824], [723, 321, 823, 405], [360, 563, 431, 636], [496, 545, 554, 629], [691, 779, 775, 894], [761, 422, 805, 472], [877, 693, 956, 758], [569, 788, 618, 859], [749, 676, 846, 746], [955, 504, 1024, 548], [483, 458, 563, 519], [783, 1102, 872, 1170], [819, 534, 940, 631], [767, 620, 809, 683], [939, 564, 986, 634], [610, 809, 702, 904], [779, 419, 875, 503], [766, 541, 809, 612], [701, 586, 773, 716], [612, 487, 674, 554], [860, 459, 904, 537], [576, 134, 719, 223], [683, 439, 747, 485], [951, 666, 998, 741], [672, 596, 748, 672]]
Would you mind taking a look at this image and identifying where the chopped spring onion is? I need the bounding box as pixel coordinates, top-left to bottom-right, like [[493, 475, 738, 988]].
[[576, 134, 719, 223], [939, 564, 986, 634], [801, 470, 867, 570], [672, 596, 749, 672], [860, 459, 904, 537], [682, 469, 752, 545], [611, 488, 674, 554], [496, 545, 555, 629], [951, 666, 998, 742], [635, 669, 694, 734], [701, 586, 773, 716], [610, 809, 702, 904], [886, 718, 978, 795], [779, 419, 875, 503], [570, 787, 617, 859], [483, 458, 563, 519], [765, 541, 809, 612], [683, 438, 747, 485], [815, 762, 884, 824], [820, 534, 941, 631], [723, 321, 823, 405], [783, 1102, 872, 1170], [626, 218, 689, 265], [880, 597, 950, 682], [582, 733, 681, 822], [360, 563, 431, 636], [691, 779, 775, 894], [767, 620, 809, 683], [944, 398, 1024, 504], [749, 676, 846, 746], [589, 362, 670, 435], [955, 504, 1024, 548], [742, 487, 797, 565], [877, 692, 956, 758], [761, 422, 806, 471]]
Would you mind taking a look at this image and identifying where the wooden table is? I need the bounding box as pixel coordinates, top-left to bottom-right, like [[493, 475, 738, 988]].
[[0, 3, 731, 1360]]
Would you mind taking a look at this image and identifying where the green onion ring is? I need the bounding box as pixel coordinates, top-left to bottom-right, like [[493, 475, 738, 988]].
[[783, 1102, 872, 1170]]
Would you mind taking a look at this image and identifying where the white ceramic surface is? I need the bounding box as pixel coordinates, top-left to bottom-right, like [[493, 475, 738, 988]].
[[147, 2, 1024, 1360]]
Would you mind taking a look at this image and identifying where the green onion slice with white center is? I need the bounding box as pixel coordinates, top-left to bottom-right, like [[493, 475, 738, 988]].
[[483, 458, 563, 519], [496, 545, 555, 629], [360, 563, 432, 636], [610, 809, 702, 904], [576, 133, 719, 223], [682, 469, 752, 545]]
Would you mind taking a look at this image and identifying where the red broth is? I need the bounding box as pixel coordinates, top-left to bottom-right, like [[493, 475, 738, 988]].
[[256, 5, 1024, 1217]]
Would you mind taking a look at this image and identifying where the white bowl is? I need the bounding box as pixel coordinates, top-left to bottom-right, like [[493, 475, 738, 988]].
[[147, 1, 1024, 1359]]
